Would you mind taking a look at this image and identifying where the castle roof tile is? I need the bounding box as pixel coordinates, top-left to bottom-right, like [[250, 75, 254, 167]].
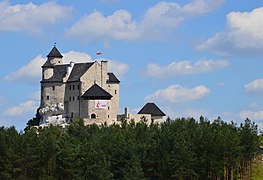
[[138, 103, 166, 116]]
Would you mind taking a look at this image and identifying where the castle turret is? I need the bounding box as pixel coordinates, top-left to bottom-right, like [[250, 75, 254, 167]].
[[42, 45, 63, 80], [46, 45, 63, 65]]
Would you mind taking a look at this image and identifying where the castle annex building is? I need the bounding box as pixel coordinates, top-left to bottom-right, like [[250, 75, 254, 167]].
[[39, 46, 120, 126]]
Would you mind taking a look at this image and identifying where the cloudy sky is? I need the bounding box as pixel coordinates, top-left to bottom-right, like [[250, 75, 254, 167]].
[[1, 0, 263, 131]]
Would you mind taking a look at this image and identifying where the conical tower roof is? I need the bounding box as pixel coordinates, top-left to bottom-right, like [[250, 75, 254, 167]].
[[47, 46, 63, 58]]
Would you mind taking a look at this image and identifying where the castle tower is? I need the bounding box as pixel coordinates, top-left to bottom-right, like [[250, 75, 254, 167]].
[[41, 45, 65, 108], [42, 45, 63, 80], [47, 45, 63, 65]]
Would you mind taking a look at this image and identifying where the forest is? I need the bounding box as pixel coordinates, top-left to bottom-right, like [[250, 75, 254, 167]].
[[0, 117, 260, 179]]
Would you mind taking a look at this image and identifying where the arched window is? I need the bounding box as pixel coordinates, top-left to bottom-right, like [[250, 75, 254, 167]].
[[91, 113, 96, 119]]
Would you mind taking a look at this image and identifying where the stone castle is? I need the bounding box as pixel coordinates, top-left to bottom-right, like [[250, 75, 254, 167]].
[[39, 46, 165, 127]]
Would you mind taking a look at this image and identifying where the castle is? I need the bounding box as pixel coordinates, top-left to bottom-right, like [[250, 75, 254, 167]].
[[39, 46, 165, 127]]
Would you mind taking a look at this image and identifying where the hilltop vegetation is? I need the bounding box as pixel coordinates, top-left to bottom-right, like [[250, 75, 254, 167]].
[[0, 117, 260, 179]]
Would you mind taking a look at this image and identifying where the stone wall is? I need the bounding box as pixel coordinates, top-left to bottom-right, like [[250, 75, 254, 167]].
[[41, 82, 65, 108]]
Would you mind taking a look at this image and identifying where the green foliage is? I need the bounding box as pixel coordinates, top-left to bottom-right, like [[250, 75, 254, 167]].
[[24, 107, 42, 132], [0, 117, 260, 179]]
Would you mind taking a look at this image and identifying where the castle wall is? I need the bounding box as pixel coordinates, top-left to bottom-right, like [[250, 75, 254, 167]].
[[41, 82, 65, 108], [43, 68, 53, 80], [117, 113, 152, 125], [106, 83, 119, 121], [82, 99, 115, 125], [151, 116, 165, 124], [64, 82, 81, 119], [80, 62, 102, 93], [48, 57, 62, 65]]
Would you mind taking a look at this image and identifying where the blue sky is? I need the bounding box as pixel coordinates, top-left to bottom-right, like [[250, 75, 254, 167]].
[[1, 0, 263, 131]]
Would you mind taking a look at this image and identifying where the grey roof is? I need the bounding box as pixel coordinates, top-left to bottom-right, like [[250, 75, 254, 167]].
[[41, 65, 68, 83], [107, 73, 120, 83], [47, 46, 63, 58], [82, 84, 112, 100], [138, 103, 166, 116], [42, 60, 53, 68], [67, 63, 94, 82]]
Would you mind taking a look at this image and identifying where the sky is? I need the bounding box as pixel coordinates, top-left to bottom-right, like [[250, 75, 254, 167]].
[[1, 0, 263, 131]]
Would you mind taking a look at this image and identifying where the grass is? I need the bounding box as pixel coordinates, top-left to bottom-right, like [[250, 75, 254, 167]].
[[253, 156, 263, 180]]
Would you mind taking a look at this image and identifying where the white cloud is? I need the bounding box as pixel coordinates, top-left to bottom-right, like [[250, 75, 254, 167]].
[[4, 100, 39, 117], [197, 7, 263, 55], [4, 51, 128, 84], [108, 60, 129, 78], [62, 51, 92, 63], [4, 55, 45, 84], [145, 84, 210, 103], [244, 78, 263, 95], [240, 110, 263, 121], [65, 0, 224, 42], [29, 91, 40, 101], [0, 1, 72, 34], [145, 59, 229, 78]]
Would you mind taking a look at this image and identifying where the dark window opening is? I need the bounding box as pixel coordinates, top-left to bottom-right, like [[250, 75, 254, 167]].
[[78, 96, 80, 100], [108, 115, 110, 118], [108, 106, 110, 110], [73, 85, 75, 90], [47, 96, 49, 100], [115, 90, 117, 94], [73, 96, 75, 101], [71, 112, 74, 118], [69, 97, 71, 101], [52, 86, 55, 91], [77, 85, 80, 89], [91, 114, 96, 119], [69, 85, 71, 90]]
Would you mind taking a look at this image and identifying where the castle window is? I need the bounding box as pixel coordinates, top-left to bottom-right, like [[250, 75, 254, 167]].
[[69, 97, 71, 101], [91, 114, 96, 119], [71, 112, 73, 118], [108, 106, 110, 110], [69, 85, 71, 90], [47, 96, 49, 100], [108, 85, 110, 87], [108, 115, 110, 118], [115, 90, 117, 94], [77, 96, 80, 100], [72, 96, 75, 101], [52, 86, 55, 91], [72, 85, 75, 90], [77, 85, 80, 89]]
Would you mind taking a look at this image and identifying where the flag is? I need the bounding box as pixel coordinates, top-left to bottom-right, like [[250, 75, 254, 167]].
[[96, 51, 103, 55]]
